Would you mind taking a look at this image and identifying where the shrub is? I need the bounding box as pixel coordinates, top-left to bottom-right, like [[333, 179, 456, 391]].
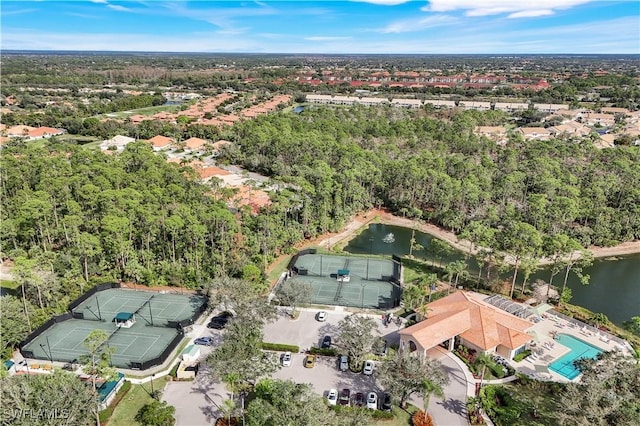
[[372, 410, 395, 420], [99, 380, 132, 424], [169, 363, 180, 378], [261, 342, 300, 352], [411, 411, 434, 426], [309, 347, 337, 356], [513, 350, 531, 362], [489, 363, 506, 379]]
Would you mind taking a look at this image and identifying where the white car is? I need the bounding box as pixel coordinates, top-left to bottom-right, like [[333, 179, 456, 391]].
[[363, 360, 374, 375], [317, 311, 327, 322], [327, 388, 338, 406], [366, 391, 378, 409], [282, 351, 292, 367]]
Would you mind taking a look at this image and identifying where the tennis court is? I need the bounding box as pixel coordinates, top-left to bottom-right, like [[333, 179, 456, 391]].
[[285, 253, 401, 309], [21, 288, 206, 369]]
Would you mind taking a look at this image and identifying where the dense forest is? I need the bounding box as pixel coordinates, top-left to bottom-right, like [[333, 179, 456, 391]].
[[2, 104, 640, 356], [228, 106, 640, 246]]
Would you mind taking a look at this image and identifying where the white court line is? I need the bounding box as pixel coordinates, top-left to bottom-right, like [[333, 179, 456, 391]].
[[134, 335, 162, 360]]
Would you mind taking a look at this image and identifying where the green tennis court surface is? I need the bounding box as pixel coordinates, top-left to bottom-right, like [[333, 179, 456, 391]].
[[286, 253, 401, 309], [22, 289, 206, 369]]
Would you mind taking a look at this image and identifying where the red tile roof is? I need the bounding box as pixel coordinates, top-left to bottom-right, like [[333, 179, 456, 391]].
[[399, 292, 533, 352]]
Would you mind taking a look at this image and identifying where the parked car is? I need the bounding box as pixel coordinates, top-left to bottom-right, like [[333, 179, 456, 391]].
[[339, 388, 351, 406], [317, 311, 327, 322], [194, 336, 214, 346], [304, 354, 316, 368], [282, 351, 292, 367], [366, 392, 378, 409], [363, 360, 374, 375], [354, 392, 364, 407], [321, 335, 332, 349], [339, 355, 349, 372], [207, 311, 233, 329], [381, 392, 393, 411], [327, 388, 338, 406]]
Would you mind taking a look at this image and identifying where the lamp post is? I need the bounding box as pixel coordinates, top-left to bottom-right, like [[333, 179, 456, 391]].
[[150, 373, 155, 399], [360, 283, 366, 310], [367, 237, 374, 280]]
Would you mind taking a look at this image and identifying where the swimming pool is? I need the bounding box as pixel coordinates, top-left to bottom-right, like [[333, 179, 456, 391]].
[[549, 334, 603, 380]]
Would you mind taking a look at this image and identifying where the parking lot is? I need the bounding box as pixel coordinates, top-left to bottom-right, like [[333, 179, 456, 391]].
[[163, 307, 468, 425], [262, 307, 402, 350]]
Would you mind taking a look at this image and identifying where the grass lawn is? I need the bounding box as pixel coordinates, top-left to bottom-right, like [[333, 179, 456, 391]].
[[373, 404, 420, 426], [401, 257, 436, 284], [0, 279, 19, 290], [266, 254, 292, 285], [96, 105, 181, 119], [107, 376, 170, 426]]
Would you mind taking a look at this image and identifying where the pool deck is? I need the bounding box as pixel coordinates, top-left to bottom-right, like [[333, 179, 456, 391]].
[[511, 311, 633, 382]]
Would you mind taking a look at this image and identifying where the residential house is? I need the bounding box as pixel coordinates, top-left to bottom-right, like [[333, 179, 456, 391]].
[[549, 122, 591, 138], [596, 133, 616, 148], [583, 112, 616, 127], [518, 127, 552, 141], [147, 135, 175, 151], [494, 102, 529, 112], [100, 135, 136, 152], [5, 125, 36, 138], [475, 126, 508, 145], [460, 101, 492, 111], [398, 292, 533, 361], [391, 99, 423, 108], [27, 127, 65, 140], [535, 103, 569, 114], [600, 107, 629, 116], [424, 99, 456, 109], [183, 137, 208, 152]]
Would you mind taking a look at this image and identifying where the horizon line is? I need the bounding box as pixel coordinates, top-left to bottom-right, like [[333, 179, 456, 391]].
[[3, 49, 639, 57]]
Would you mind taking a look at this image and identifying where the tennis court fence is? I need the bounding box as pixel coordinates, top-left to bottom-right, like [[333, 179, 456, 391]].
[[19, 312, 73, 357]]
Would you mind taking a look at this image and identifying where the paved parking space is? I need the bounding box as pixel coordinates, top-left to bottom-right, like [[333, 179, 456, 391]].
[[273, 352, 380, 402], [162, 364, 227, 426], [263, 307, 403, 350]]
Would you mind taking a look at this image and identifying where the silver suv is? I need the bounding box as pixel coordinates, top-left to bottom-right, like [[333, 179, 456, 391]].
[[339, 355, 349, 372]]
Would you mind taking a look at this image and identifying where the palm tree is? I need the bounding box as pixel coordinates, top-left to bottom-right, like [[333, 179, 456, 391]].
[[474, 353, 493, 396], [420, 379, 444, 423]]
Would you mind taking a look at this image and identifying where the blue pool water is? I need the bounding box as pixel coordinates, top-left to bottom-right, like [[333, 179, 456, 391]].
[[549, 334, 603, 380]]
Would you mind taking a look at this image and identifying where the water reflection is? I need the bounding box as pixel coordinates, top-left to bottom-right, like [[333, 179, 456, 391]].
[[344, 223, 640, 325]]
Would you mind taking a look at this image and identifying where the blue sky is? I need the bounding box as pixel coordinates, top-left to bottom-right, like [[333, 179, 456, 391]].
[[2, 1, 639, 53]]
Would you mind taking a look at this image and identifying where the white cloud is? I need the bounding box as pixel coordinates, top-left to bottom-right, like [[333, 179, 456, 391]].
[[304, 36, 353, 41], [107, 4, 131, 12], [509, 9, 554, 18], [90, 0, 108, 3], [351, 0, 411, 5], [422, 0, 592, 18], [380, 14, 458, 33]]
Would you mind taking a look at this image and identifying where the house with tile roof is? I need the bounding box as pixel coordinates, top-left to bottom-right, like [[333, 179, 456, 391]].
[[475, 126, 508, 145], [147, 135, 175, 151], [183, 137, 208, 152], [518, 127, 552, 141], [27, 127, 65, 140], [399, 292, 533, 361]]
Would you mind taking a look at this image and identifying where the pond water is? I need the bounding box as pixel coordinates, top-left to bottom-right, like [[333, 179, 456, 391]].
[[344, 223, 640, 325]]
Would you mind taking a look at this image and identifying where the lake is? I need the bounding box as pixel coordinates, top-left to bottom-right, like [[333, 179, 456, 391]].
[[344, 223, 640, 325]]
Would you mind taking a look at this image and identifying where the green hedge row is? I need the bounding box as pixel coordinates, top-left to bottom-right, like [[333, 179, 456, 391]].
[[513, 350, 531, 362], [99, 380, 132, 424], [261, 342, 300, 352], [309, 347, 338, 356]]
